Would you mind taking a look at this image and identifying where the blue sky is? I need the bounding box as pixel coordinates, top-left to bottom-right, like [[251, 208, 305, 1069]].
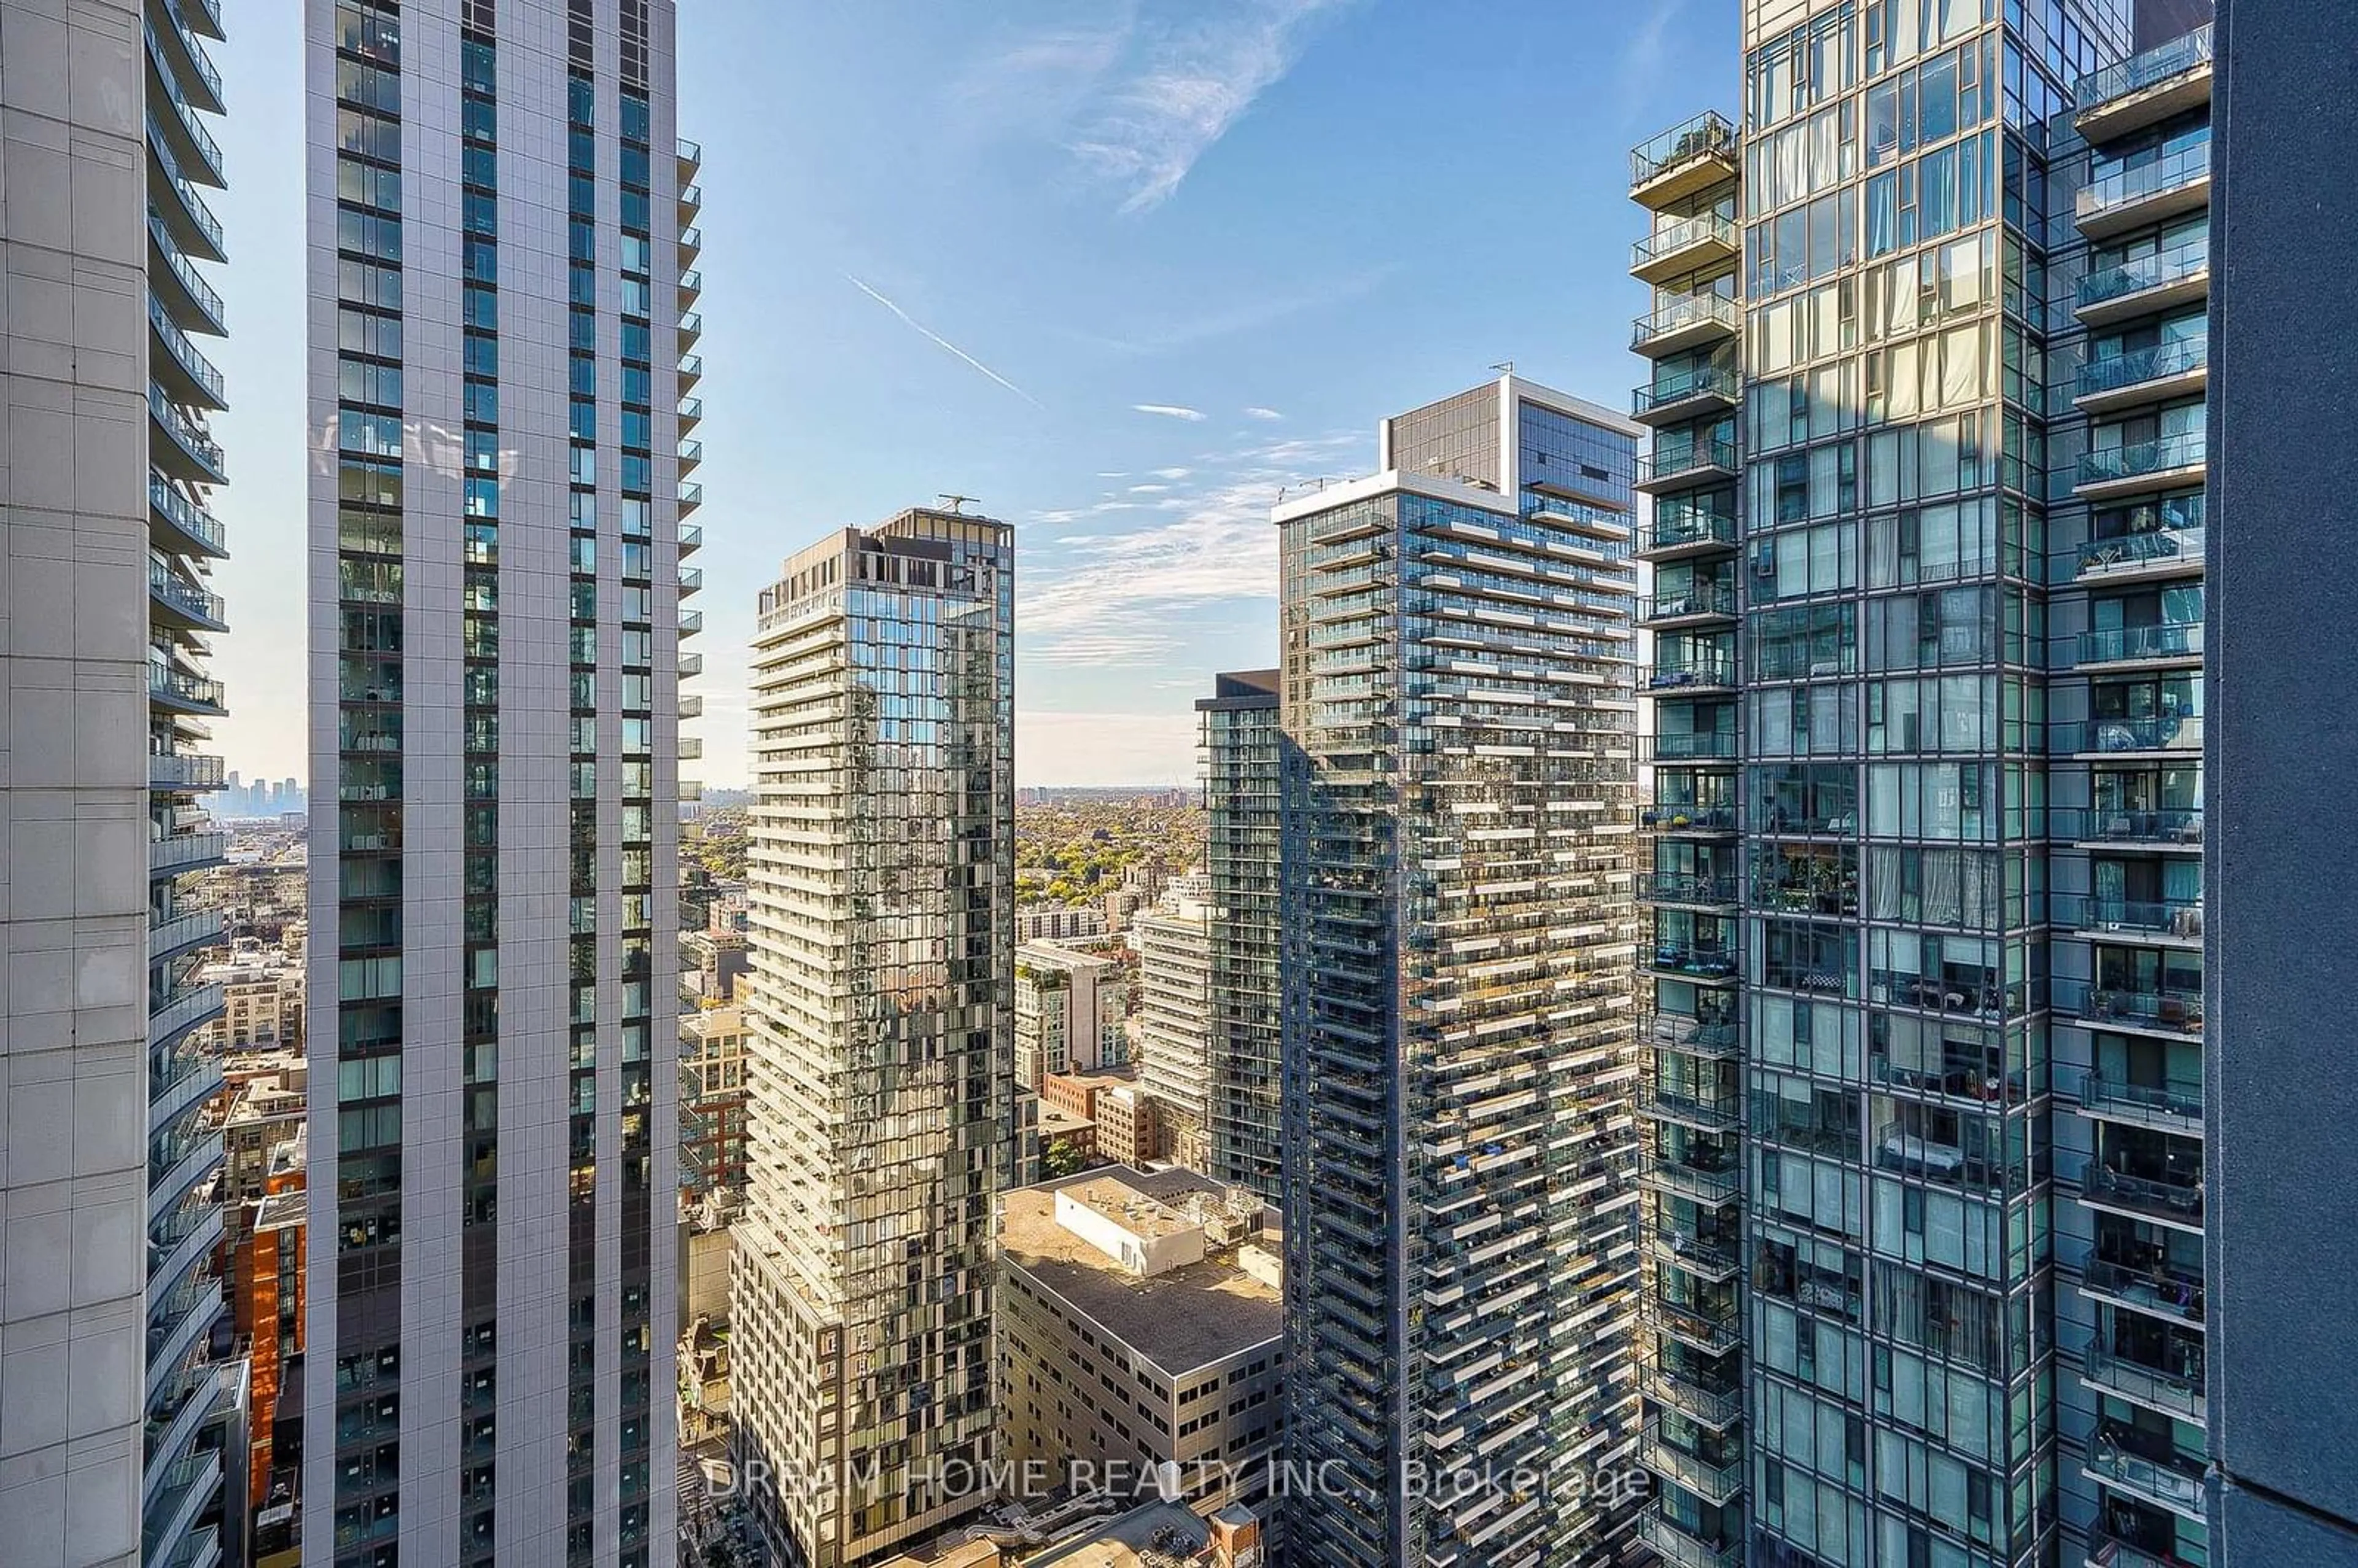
[[205, 0, 1736, 786]]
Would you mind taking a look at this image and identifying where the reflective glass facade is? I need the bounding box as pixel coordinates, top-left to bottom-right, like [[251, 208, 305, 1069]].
[[731, 511, 1015, 1568], [305, 2, 694, 1562], [1276, 381, 1645, 1567], [1199, 670, 1285, 1201]]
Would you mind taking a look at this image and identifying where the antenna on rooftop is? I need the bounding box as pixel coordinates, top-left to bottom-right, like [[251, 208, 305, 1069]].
[[937, 493, 978, 515], [1490, 360, 1516, 376]]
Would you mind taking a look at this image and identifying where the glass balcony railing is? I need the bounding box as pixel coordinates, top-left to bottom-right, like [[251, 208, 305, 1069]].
[[2081, 1073, 2203, 1127], [677, 137, 702, 165], [2051, 715, 2201, 755], [2080, 339, 2206, 402], [2083, 1256, 2206, 1321], [2049, 805, 2203, 845], [144, 23, 226, 185], [2068, 524, 2203, 579], [2077, 22, 2213, 112], [150, 561, 225, 626], [679, 394, 704, 426], [1642, 503, 1738, 556], [2080, 237, 2209, 311], [2083, 1345, 2205, 1419], [2060, 977, 2204, 1034], [150, 472, 227, 555], [680, 309, 703, 340], [2086, 1434, 2208, 1513], [1646, 1300, 1743, 1355], [1633, 363, 1741, 419], [2053, 894, 2204, 939], [1641, 1011, 1741, 1057], [1638, 873, 1739, 907], [1632, 293, 1741, 351], [680, 225, 703, 254], [2079, 145, 2211, 225], [150, 666, 226, 713], [149, 907, 222, 964], [150, 388, 227, 480], [1640, 801, 1738, 833], [1636, 1505, 1741, 1568], [679, 481, 703, 511], [679, 523, 703, 554], [2080, 433, 2206, 488], [149, 293, 227, 405], [1638, 1419, 1743, 1504], [1643, 731, 1740, 763], [679, 353, 704, 382], [679, 650, 704, 677], [1632, 212, 1739, 272], [2084, 1163, 2204, 1224], [149, 215, 226, 335], [1640, 583, 1739, 621], [2090, 1534, 2207, 1568], [1631, 111, 1738, 191], [150, 751, 224, 791], [1648, 939, 1739, 980], [150, 831, 229, 879], [1638, 440, 1740, 487], [2079, 623, 2202, 664], [680, 609, 704, 636], [680, 566, 704, 595], [1642, 658, 1735, 691], [146, 117, 225, 260]]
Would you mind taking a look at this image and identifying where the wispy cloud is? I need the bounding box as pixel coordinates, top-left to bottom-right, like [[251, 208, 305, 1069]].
[[1151, 467, 1193, 479], [1133, 403, 1207, 421], [1243, 406, 1284, 421], [845, 274, 1042, 407], [1129, 483, 1170, 494], [1618, 0, 1684, 122]]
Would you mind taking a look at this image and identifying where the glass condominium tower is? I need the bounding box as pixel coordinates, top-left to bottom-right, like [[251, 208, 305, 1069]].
[[1627, 1, 2227, 1565], [1198, 669, 1285, 1201], [1275, 377, 1646, 1567], [730, 510, 1015, 1568], [303, 2, 701, 1564], [2, 0, 239, 1564]]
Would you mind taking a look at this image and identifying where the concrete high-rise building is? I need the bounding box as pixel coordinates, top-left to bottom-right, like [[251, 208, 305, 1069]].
[[1197, 669, 1284, 1201], [1, 0, 241, 1563], [1274, 375, 1646, 1566], [1625, 5, 2232, 1564], [731, 509, 1016, 1568], [1013, 942, 1128, 1093], [1132, 880, 1216, 1174], [303, 2, 701, 1562]]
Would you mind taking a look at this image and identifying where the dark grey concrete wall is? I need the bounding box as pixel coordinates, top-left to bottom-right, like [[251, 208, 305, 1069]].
[[2207, 0, 2358, 1561]]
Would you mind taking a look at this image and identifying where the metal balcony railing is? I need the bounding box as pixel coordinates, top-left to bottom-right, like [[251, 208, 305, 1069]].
[[2052, 893, 2204, 939], [1641, 503, 1739, 555], [150, 751, 224, 791], [1639, 583, 1739, 621], [1632, 213, 1740, 273], [2080, 338, 2207, 401], [2068, 524, 2203, 578], [1633, 362, 1741, 419], [1632, 293, 1741, 351], [2080, 236, 2209, 311], [2080, 432, 2207, 488], [2083, 1164, 2204, 1223], [2051, 716, 2201, 755], [150, 472, 227, 555], [2077, 623, 2202, 664], [1631, 111, 1738, 191], [149, 387, 227, 479], [2083, 1345, 2205, 1419], [2060, 978, 2204, 1034], [2080, 1073, 2203, 1125], [2082, 1257, 2206, 1322], [149, 666, 225, 712], [2076, 22, 2213, 111], [150, 560, 225, 625], [1638, 439, 1740, 487]]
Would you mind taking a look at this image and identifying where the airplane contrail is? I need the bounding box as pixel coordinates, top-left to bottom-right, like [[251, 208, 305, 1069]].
[[846, 274, 1042, 408]]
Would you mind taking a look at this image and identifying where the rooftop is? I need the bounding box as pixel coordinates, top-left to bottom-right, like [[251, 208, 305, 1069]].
[[1027, 1500, 1211, 1566], [1001, 1166, 1280, 1376]]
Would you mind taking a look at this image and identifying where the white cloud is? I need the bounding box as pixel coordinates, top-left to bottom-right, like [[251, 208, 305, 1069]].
[[1096, 470, 1129, 478], [845, 275, 1041, 407], [1243, 405, 1284, 421], [1068, 1, 1358, 214], [1129, 483, 1170, 494], [1017, 710, 1200, 786], [1133, 403, 1207, 421], [1151, 467, 1193, 479]]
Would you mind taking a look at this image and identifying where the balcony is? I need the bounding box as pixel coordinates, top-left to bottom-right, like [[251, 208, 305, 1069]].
[[679, 438, 703, 474], [150, 472, 226, 559], [1648, 1298, 1742, 1357], [2061, 979, 2204, 1038], [681, 737, 702, 760], [149, 907, 224, 965], [2079, 1073, 2203, 1135], [1641, 732, 1740, 765], [2052, 893, 2203, 945], [150, 1129, 224, 1221], [2082, 1346, 2205, 1423], [679, 394, 704, 430], [2069, 524, 2203, 585], [146, 117, 225, 264], [2078, 433, 2206, 501], [1636, 438, 1741, 493], [678, 136, 702, 171], [144, 22, 225, 187], [680, 309, 703, 346], [1642, 659, 1737, 697], [151, 831, 229, 878], [1638, 1419, 1742, 1505], [1639, 1082, 1740, 1133], [1639, 1154, 1740, 1208], [1638, 873, 1739, 913], [1649, 1227, 1742, 1285], [2081, 1165, 2204, 1230], [680, 225, 703, 260], [2082, 1258, 2206, 1328], [150, 561, 227, 632], [144, 1361, 222, 1506], [680, 481, 703, 513], [681, 608, 704, 637], [2077, 340, 2208, 416], [150, 751, 224, 791], [152, 0, 225, 101], [679, 693, 704, 720], [147, 1203, 223, 1317], [1633, 363, 1741, 429], [1636, 1506, 1741, 1568], [2076, 23, 2213, 144], [2052, 805, 2203, 850], [2051, 715, 2201, 758], [1630, 111, 1739, 209], [2078, 145, 2212, 241], [1641, 1359, 1743, 1429], [1633, 293, 1741, 358], [2085, 1435, 2206, 1520], [150, 666, 225, 716], [141, 1449, 222, 1568], [149, 217, 226, 339], [679, 524, 703, 557], [1632, 212, 1740, 286], [148, 984, 223, 1061], [150, 1045, 222, 1138], [2076, 621, 2203, 670], [1642, 1011, 1741, 1060], [150, 387, 227, 486], [680, 266, 703, 305], [1638, 583, 1738, 627], [1640, 798, 1738, 836], [679, 650, 704, 677], [2079, 238, 2210, 329], [1647, 938, 1739, 984], [2088, 1537, 2206, 1568], [1638, 504, 1738, 560], [680, 353, 704, 387], [680, 181, 703, 219]]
